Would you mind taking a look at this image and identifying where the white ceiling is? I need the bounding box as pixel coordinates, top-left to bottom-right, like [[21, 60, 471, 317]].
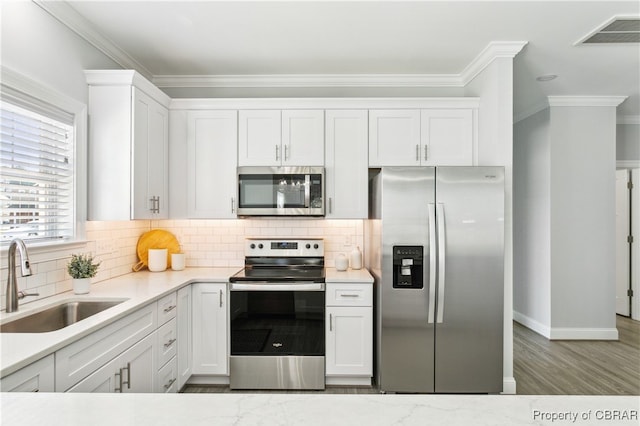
[[51, 1, 640, 120]]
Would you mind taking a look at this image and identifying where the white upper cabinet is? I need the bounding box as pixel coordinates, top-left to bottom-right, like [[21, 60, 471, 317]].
[[420, 109, 473, 166], [86, 70, 170, 220], [368, 109, 421, 167], [238, 110, 324, 166], [187, 110, 238, 218], [325, 110, 368, 218], [369, 107, 475, 167]]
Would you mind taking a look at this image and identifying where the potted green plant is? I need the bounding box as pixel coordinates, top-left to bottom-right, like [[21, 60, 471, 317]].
[[67, 254, 101, 294]]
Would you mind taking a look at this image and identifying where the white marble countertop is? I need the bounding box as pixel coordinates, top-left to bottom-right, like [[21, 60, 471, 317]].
[[2, 393, 639, 426], [0, 267, 239, 377], [325, 267, 373, 283], [1, 267, 373, 377]]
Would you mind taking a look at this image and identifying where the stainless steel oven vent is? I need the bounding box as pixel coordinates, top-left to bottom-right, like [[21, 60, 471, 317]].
[[577, 17, 640, 44]]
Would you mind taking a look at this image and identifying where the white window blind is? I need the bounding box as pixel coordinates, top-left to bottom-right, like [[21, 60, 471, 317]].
[[1, 96, 75, 243]]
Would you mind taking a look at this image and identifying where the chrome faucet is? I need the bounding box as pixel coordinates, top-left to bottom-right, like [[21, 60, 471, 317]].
[[6, 238, 34, 313]]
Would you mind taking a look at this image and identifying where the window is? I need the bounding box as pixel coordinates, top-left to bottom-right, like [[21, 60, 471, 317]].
[[1, 93, 76, 244]]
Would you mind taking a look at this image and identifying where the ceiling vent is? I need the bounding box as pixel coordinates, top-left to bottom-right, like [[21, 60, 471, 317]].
[[577, 16, 640, 44]]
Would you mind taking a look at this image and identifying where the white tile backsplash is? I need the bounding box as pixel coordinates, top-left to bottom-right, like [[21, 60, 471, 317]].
[[1, 218, 364, 310]]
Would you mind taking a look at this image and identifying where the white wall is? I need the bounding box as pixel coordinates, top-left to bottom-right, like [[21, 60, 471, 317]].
[[1, 1, 119, 105], [616, 123, 640, 162], [513, 109, 551, 335], [513, 103, 619, 340], [549, 106, 617, 334], [464, 57, 515, 394]]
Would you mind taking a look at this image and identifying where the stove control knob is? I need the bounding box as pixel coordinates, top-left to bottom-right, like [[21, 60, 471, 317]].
[[258, 243, 264, 249], [250, 243, 256, 249], [313, 243, 319, 249], [305, 244, 311, 249]]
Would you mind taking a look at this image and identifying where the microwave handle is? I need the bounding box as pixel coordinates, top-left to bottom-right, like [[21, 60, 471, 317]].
[[304, 174, 310, 208]]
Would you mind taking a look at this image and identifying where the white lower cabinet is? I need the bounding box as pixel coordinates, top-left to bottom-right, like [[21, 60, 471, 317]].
[[0, 354, 55, 392], [68, 332, 156, 393], [176, 285, 192, 389], [325, 283, 373, 384], [156, 356, 178, 393], [192, 283, 228, 375]]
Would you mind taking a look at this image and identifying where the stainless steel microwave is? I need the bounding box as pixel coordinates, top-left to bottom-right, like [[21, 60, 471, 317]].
[[237, 167, 324, 217]]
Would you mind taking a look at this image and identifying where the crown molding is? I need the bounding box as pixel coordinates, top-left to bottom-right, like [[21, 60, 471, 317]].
[[153, 73, 463, 88], [33, 0, 154, 80], [459, 41, 528, 85], [617, 115, 640, 125], [547, 96, 628, 107]]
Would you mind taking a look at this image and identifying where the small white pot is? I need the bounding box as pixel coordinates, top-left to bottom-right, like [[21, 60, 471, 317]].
[[73, 278, 91, 295]]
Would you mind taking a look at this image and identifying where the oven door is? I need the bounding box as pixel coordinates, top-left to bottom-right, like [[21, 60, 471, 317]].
[[229, 282, 325, 390]]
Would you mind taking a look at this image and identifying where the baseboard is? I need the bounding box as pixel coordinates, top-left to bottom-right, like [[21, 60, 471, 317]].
[[549, 327, 619, 340], [513, 311, 551, 338], [501, 377, 517, 395], [326, 376, 372, 386], [187, 375, 230, 385]]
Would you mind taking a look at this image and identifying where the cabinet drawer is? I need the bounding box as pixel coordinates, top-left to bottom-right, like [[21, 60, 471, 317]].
[[56, 303, 157, 391], [156, 356, 178, 393], [156, 318, 177, 369], [0, 354, 55, 392], [158, 292, 177, 325], [326, 284, 372, 307]]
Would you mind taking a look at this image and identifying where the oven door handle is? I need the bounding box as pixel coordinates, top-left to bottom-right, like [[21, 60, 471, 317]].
[[230, 282, 325, 291]]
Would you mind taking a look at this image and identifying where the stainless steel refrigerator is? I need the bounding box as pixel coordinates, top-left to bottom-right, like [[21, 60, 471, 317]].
[[367, 167, 504, 393]]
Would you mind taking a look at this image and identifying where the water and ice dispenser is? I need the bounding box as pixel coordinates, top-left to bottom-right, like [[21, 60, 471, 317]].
[[392, 245, 424, 289]]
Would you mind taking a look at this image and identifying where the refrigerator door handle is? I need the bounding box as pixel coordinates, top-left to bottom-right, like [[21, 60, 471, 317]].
[[436, 202, 446, 323], [428, 203, 437, 323]]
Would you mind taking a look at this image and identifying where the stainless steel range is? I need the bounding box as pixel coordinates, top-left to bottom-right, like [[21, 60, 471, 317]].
[[229, 238, 325, 390]]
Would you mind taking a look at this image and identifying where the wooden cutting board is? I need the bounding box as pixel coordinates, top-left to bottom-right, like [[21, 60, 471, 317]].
[[132, 229, 181, 271]]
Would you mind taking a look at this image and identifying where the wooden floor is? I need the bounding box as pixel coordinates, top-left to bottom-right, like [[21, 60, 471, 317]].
[[183, 315, 640, 395], [514, 315, 640, 395]]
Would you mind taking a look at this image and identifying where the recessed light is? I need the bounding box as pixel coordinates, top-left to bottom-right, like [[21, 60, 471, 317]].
[[536, 74, 558, 82]]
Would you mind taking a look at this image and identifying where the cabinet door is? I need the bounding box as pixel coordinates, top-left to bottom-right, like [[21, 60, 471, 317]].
[[238, 110, 281, 166], [369, 110, 420, 166], [420, 109, 473, 166], [325, 110, 368, 218], [176, 285, 192, 389], [0, 355, 54, 392], [68, 333, 156, 393], [132, 87, 169, 219], [192, 283, 228, 375], [187, 110, 238, 218], [326, 306, 373, 376], [282, 110, 324, 166]]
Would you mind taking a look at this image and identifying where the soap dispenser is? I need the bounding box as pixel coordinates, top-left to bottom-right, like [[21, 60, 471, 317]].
[[350, 246, 362, 270]]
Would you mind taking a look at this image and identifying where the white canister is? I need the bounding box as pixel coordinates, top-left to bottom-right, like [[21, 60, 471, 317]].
[[335, 253, 349, 271], [350, 246, 362, 270], [171, 253, 186, 271], [148, 248, 168, 272]]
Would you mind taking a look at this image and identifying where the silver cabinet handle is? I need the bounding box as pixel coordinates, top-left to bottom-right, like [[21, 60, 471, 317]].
[[275, 145, 280, 161], [219, 290, 223, 307], [284, 145, 289, 161], [115, 370, 122, 393], [340, 294, 359, 298], [427, 203, 437, 324], [163, 305, 176, 313], [150, 196, 160, 214], [436, 203, 446, 324], [415, 144, 420, 161], [328, 197, 332, 214], [164, 378, 176, 390], [122, 362, 131, 389], [164, 338, 177, 349], [231, 197, 236, 214], [424, 145, 428, 161], [329, 313, 333, 331]]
